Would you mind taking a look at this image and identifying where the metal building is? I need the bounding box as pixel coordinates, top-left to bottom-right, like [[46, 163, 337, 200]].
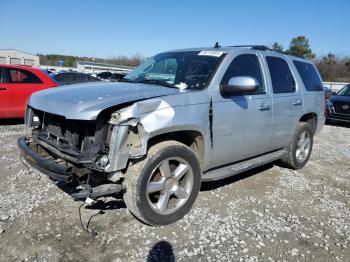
[[0, 49, 40, 67], [77, 61, 134, 74]]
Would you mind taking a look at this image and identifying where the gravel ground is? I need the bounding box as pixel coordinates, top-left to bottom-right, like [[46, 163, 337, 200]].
[[0, 121, 349, 262]]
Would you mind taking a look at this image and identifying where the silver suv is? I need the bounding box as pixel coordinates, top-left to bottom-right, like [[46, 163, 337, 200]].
[[18, 45, 325, 225]]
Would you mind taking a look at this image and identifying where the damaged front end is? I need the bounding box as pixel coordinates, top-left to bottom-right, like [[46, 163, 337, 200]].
[[18, 100, 171, 198]]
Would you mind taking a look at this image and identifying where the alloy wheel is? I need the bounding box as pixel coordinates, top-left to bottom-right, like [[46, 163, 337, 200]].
[[146, 157, 194, 215]]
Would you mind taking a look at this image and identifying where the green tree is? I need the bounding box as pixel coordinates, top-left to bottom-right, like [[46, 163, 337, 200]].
[[272, 42, 283, 52], [323, 53, 336, 65], [286, 36, 315, 59]]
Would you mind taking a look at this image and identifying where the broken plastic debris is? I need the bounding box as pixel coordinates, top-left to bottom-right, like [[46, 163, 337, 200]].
[[175, 82, 188, 90], [85, 197, 94, 204]]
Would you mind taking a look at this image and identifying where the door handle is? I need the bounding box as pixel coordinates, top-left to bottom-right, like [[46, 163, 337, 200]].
[[0, 88, 7, 91], [257, 103, 271, 111], [293, 99, 302, 106]]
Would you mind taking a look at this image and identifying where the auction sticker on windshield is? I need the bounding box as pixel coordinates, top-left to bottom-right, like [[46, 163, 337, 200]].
[[198, 51, 225, 57]]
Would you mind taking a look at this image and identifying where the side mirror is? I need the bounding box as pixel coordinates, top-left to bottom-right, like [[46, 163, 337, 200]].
[[220, 76, 259, 97], [332, 91, 337, 96]]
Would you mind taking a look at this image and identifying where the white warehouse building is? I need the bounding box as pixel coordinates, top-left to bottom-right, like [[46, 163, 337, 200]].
[[0, 49, 40, 67], [77, 61, 134, 74]]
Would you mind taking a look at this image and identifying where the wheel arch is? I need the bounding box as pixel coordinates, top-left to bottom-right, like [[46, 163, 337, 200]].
[[299, 112, 318, 134], [147, 130, 205, 167]]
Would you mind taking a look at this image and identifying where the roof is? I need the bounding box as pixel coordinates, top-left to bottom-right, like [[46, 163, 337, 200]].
[[77, 61, 135, 70], [165, 45, 309, 60], [0, 63, 41, 71], [0, 49, 39, 57]]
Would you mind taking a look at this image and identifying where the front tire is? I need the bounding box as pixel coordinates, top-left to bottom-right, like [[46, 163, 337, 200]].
[[280, 122, 313, 170], [123, 141, 201, 226]]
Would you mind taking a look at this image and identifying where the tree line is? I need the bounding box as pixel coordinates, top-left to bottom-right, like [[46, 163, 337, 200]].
[[38, 53, 145, 68], [39, 36, 350, 82], [273, 36, 350, 82]]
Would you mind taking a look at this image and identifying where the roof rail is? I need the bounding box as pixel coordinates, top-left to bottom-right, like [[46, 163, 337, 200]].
[[229, 45, 269, 51], [228, 45, 305, 59]]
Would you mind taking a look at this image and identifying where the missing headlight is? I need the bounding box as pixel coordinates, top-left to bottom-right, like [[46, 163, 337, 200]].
[[95, 155, 110, 169]]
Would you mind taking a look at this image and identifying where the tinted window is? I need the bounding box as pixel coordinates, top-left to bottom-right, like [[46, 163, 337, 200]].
[[221, 54, 265, 94], [293, 60, 323, 91], [54, 73, 71, 85], [72, 73, 87, 83], [5, 68, 42, 84], [338, 85, 350, 96], [266, 56, 295, 94]]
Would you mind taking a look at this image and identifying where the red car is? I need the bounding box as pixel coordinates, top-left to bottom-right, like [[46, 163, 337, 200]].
[[0, 64, 57, 118]]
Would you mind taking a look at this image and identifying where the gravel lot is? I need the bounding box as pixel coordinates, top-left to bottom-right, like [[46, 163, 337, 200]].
[[0, 121, 349, 262]]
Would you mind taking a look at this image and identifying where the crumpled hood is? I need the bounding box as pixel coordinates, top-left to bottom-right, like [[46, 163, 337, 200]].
[[28, 81, 183, 120]]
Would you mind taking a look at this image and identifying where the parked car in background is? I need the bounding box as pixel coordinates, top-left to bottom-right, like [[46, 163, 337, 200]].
[[97, 71, 112, 79], [50, 72, 100, 86], [19, 45, 325, 225], [326, 84, 350, 123], [0, 64, 57, 118], [110, 72, 127, 81]]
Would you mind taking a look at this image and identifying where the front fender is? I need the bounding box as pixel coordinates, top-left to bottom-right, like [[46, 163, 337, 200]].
[[105, 99, 211, 172]]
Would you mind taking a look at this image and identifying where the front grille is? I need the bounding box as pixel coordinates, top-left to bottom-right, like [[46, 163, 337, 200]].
[[39, 112, 96, 152], [334, 102, 350, 115], [43, 113, 65, 138]]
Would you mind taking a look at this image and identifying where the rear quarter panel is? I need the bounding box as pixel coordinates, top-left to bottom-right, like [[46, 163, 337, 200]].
[[288, 58, 325, 134]]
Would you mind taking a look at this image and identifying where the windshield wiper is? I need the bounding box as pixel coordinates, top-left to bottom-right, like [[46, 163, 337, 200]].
[[136, 79, 176, 88]]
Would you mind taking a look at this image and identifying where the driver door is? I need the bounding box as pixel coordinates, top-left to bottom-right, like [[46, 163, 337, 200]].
[[210, 53, 273, 167]]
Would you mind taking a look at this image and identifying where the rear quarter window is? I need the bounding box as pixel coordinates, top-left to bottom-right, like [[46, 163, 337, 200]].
[[293, 61, 323, 91]]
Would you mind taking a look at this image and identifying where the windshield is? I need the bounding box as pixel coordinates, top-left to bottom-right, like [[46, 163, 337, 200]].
[[124, 51, 225, 90], [337, 85, 350, 96]]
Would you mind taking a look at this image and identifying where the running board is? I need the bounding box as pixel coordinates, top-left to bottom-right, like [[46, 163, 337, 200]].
[[202, 149, 286, 182]]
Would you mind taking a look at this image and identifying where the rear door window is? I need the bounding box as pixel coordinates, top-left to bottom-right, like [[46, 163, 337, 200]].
[[293, 60, 323, 91], [6, 68, 42, 84], [266, 56, 295, 94]]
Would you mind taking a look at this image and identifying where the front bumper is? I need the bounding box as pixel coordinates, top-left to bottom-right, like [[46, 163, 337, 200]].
[[327, 116, 350, 123], [326, 112, 350, 123], [326, 101, 350, 123], [17, 137, 73, 183]]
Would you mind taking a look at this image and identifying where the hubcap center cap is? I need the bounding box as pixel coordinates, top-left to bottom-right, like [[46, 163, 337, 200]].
[[164, 178, 178, 192]]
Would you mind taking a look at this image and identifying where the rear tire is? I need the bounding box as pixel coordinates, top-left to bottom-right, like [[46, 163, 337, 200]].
[[280, 122, 313, 170], [123, 141, 201, 226]]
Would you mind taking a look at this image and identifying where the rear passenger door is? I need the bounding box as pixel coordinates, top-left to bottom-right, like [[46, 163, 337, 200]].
[[211, 52, 273, 167], [264, 55, 303, 150]]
